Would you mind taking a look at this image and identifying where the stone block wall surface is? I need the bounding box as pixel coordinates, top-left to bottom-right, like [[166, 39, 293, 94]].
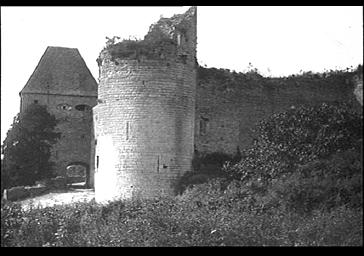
[[94, 59, 196, 202], [93, 7, 197, 202], [4, 186, 30, 201], [49, 176, 68, 190], [3, 185, 48, 202], [27, 185, 48, 198], [194, 70, 359, 155], [20, 93, 97, 177]]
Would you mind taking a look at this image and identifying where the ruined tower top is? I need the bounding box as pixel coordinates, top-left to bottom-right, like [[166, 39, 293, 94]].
[[99, 6, 197, 65], [20, 46, 98, 97], [144, 6, 197, 56]]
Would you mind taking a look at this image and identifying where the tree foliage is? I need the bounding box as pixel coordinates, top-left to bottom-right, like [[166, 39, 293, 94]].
[[223, 102, 362, 213], [1, 104, 61, 188], [226, 102, 362, 183]]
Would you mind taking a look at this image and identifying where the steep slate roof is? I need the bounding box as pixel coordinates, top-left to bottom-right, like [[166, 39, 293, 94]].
[[20, 46, 98, 97]]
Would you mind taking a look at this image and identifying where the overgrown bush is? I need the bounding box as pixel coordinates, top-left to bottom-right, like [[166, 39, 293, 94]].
[[226, 102, 362, 183], [177, 178, 362, 246], [271, 149, 363, 214], [222, 102, 362, 215], [1, 103, 61, 189], [176, 150, 241, 195]]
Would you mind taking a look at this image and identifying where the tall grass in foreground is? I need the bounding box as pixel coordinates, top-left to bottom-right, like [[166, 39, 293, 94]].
[[1, 187, 362, 247]]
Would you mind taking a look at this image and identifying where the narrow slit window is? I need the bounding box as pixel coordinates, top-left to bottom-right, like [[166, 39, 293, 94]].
[[157, 156, 160, 173], [177, 34, 181, 46], [200, 116, 209, 135], [126, 121, 130, 140], [96, 156, 99, 168]]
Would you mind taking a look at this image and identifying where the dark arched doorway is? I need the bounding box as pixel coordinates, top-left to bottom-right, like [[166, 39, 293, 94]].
[[66, 162, 90, 188]]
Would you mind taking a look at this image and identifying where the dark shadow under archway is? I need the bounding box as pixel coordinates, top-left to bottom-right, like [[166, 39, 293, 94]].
[[66, 161, 90, 189]]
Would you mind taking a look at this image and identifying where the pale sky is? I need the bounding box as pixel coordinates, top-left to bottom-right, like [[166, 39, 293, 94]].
[[1, 6, 363, 143]]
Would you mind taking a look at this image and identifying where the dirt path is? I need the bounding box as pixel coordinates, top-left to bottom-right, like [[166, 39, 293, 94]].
[[19, 188, 95, 210]]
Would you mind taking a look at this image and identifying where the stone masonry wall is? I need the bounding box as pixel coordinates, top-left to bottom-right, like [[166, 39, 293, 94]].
[[93, 7, 197, 202], [195, 69, 360, 155], [94, 60, 196, 201], [20, 93, 97, 182]]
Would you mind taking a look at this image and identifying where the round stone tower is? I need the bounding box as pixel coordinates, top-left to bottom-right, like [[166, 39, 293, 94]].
[[92, 7, 197, 202]]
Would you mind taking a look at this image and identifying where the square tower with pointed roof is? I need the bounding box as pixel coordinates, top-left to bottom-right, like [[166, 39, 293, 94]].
[[20, 46, 98, 186]]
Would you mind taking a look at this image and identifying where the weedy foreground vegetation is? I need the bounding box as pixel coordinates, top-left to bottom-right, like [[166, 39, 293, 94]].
[[1, 102, 362, 247]]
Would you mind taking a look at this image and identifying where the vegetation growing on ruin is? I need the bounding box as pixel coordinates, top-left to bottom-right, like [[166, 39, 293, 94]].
[[223, 102, 362, 214], [226, 102, 362, 182], [197, 64, 363, 92], [2, 102, 362, 246], [177, 102, 362, 213], [102, 36, 177, 62]]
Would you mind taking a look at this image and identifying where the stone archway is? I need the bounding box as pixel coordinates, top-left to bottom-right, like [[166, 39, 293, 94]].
[[66, 161, 90, 188]]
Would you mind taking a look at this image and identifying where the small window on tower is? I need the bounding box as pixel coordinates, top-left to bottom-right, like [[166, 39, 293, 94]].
[[200, 116, 209, 135], [126, 121, 130, 140], [75, 104, 91, 111], [34, 100, 39, 104], [57, 104, 72, 111]]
